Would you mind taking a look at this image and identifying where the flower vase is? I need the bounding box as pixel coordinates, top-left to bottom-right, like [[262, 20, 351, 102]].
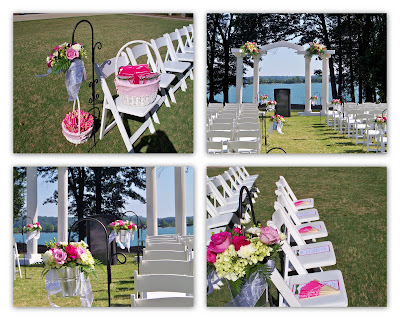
[[118, 230, 128, 243], [273, 122, 278, 130], [56, 267, 81, 297], [311, 100, 316, 106], [226, 272, 268, 307]]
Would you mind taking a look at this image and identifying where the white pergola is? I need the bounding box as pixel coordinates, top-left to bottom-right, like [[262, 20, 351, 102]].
[[232, 40, 335, 116], [21, 166, 187, 264]]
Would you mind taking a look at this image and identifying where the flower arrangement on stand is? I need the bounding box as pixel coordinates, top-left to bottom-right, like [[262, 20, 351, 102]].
[[374, 116, 387, 131], [108, 220, 137, 251], [24, 222, 42, 243], [310, 95, 318, 106], [260, 95, 269, 104], [207, 226, 285, 306], [46, 43, 87, 75], [305, 42, 327, 58], [331, 99, 341, 105], [42, 239, 99, 306], [266, 100, 277, 107], [269, 114, 285, 135], [240, 42, 261, 57], [270, 114, 285, 123]]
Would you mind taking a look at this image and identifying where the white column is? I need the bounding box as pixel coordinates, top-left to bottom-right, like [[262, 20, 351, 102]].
[[23, 167, 41, 264], [234, 53, 244, 104], [252, 54, 261, 104], [174, 167, 186, 236], [57, 167, 68, 242], [321, 54, 330, 116], [304, 56, 312, 113], [146, 167, 157, 236]]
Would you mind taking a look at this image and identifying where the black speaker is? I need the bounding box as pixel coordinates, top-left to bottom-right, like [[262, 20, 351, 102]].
[[86, 214, 117, 265], [274, 88, 291, 117]]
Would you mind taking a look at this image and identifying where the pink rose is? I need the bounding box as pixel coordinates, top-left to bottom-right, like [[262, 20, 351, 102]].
[[233, 227, 242, 234], [207, 249, 217, 263], [66, 47, 79, 60], [76, 246, 87, 259], [208, 232, 232, 253], [128, 224, 132, 230], [232, 235, 250, 251], [65, 245, 78, 259], [52, 248, 67, 265], [259, 226, 280, 245]]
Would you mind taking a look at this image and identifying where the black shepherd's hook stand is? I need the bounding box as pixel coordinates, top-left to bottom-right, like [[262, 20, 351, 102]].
[[258, 104, 287, 154], [124, 211, 142, 274], [238, 186, 259, 228], [71, 19, 102, 153], [68, 217, 115, 307]]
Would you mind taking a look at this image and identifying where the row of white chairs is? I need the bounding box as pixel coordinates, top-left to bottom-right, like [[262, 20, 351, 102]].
[[325, 102, 387, 153], [131, 234, 194, 307], [268, 176, 348, 307], [95, 24, 194, 152], [207, 103, 261, 153], [206, 167, 259, 240]]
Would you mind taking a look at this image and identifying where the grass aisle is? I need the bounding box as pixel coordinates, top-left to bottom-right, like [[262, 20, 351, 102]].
[[14, 14, 193, 153], [207, 167, 387, 307], [262, 111, 365, 153]]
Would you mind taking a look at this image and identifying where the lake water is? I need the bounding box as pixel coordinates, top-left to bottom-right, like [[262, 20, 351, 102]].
[[212, 83, 359, 104], [13, 226, 194, 247]]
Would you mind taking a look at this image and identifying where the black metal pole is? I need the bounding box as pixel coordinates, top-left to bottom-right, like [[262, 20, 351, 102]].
[[71, 19, 102, 152], [68, 217, 112, 307], [124, 211, 141, 273]]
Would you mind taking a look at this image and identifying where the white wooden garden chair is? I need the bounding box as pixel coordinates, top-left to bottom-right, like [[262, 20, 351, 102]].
[[131, 271, 193, 307], [175, 28, 194, 53], [145, 242, 186, 252], [94, 50, 163, 153], [276, 176, 314, 210], [164, 31, 194, 63]]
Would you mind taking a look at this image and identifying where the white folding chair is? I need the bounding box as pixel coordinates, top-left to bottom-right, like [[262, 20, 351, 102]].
[[131, 271, 193, 307], [207, 140, 224, 154], [145, 242, 186, 251], [175, 28, 194, 53], [140, 260, 193, 276], [270, 268, 348, 307], [276, 176, 314, 210], [151, 36, 191, 95], [94, 48, 163, 153], [275, 190, 319, 224], [125, 42, 176, 107], [165, 31, 194, 63], [142, 249, 189, 261], [13, 239, 22, 279]]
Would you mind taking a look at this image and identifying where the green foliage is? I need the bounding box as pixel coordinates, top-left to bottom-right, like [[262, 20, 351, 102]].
[[13, 167, 26, 221]]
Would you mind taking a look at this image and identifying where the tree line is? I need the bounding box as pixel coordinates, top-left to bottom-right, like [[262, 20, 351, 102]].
[[207, 13, 386, 103]]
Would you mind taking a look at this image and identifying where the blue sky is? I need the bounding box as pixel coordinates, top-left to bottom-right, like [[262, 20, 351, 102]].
[[36, 167, 194, 219], [244, 47, 323, 77]]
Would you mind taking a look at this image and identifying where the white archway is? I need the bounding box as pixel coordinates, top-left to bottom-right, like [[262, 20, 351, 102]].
[[232, 40, 335, 116]]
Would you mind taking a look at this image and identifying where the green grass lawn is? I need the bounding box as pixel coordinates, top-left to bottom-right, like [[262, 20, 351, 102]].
[[261, 111, 370, 153], [14, 253, 138, 307], [13, 14, 193, 153], [207, 167, 387, 307]]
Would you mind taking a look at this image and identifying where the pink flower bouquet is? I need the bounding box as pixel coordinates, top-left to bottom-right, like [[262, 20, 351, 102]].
[[42, 239, 98, 279], [108, 220, 137, 233], [306, 42, 327, 58], [207, 226, 285, 282], [331, 99, 341, 105], [24, 222, 42, 232], [375, 116, 387, 124], [267, 100, 277, 106], [46, 42, 87, 74], [270, 114, 285, 123], [240, 41, 261, 57], [62, 110, 94, 134]]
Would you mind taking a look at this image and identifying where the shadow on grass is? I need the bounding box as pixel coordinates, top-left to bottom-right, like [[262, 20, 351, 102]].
[[134, 130, 177, 153]]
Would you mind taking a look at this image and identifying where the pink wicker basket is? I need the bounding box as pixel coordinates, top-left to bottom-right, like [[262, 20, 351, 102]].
[[114, 76, 160, 107]]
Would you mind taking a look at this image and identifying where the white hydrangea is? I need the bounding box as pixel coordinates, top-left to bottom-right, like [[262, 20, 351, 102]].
[[237, 243, 257, 259], [42, 250, 55, 266]]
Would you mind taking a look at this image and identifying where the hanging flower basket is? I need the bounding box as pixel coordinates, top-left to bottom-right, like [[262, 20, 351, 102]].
[[260, 95, 269, 103], [62, 98, 94, 145]]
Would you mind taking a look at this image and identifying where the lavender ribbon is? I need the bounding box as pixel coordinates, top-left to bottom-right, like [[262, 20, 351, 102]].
[[65, 59, 86, 101]]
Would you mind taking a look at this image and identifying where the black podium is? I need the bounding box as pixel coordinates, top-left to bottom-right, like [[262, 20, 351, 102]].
[[274, 88, 291, 117], [86, 214, 117, 265]]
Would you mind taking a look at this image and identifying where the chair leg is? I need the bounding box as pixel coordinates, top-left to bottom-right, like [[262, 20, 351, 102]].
[[160, 88, 171, 107], [99, 107, 108, 140], [168, 88, 177, 103]]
